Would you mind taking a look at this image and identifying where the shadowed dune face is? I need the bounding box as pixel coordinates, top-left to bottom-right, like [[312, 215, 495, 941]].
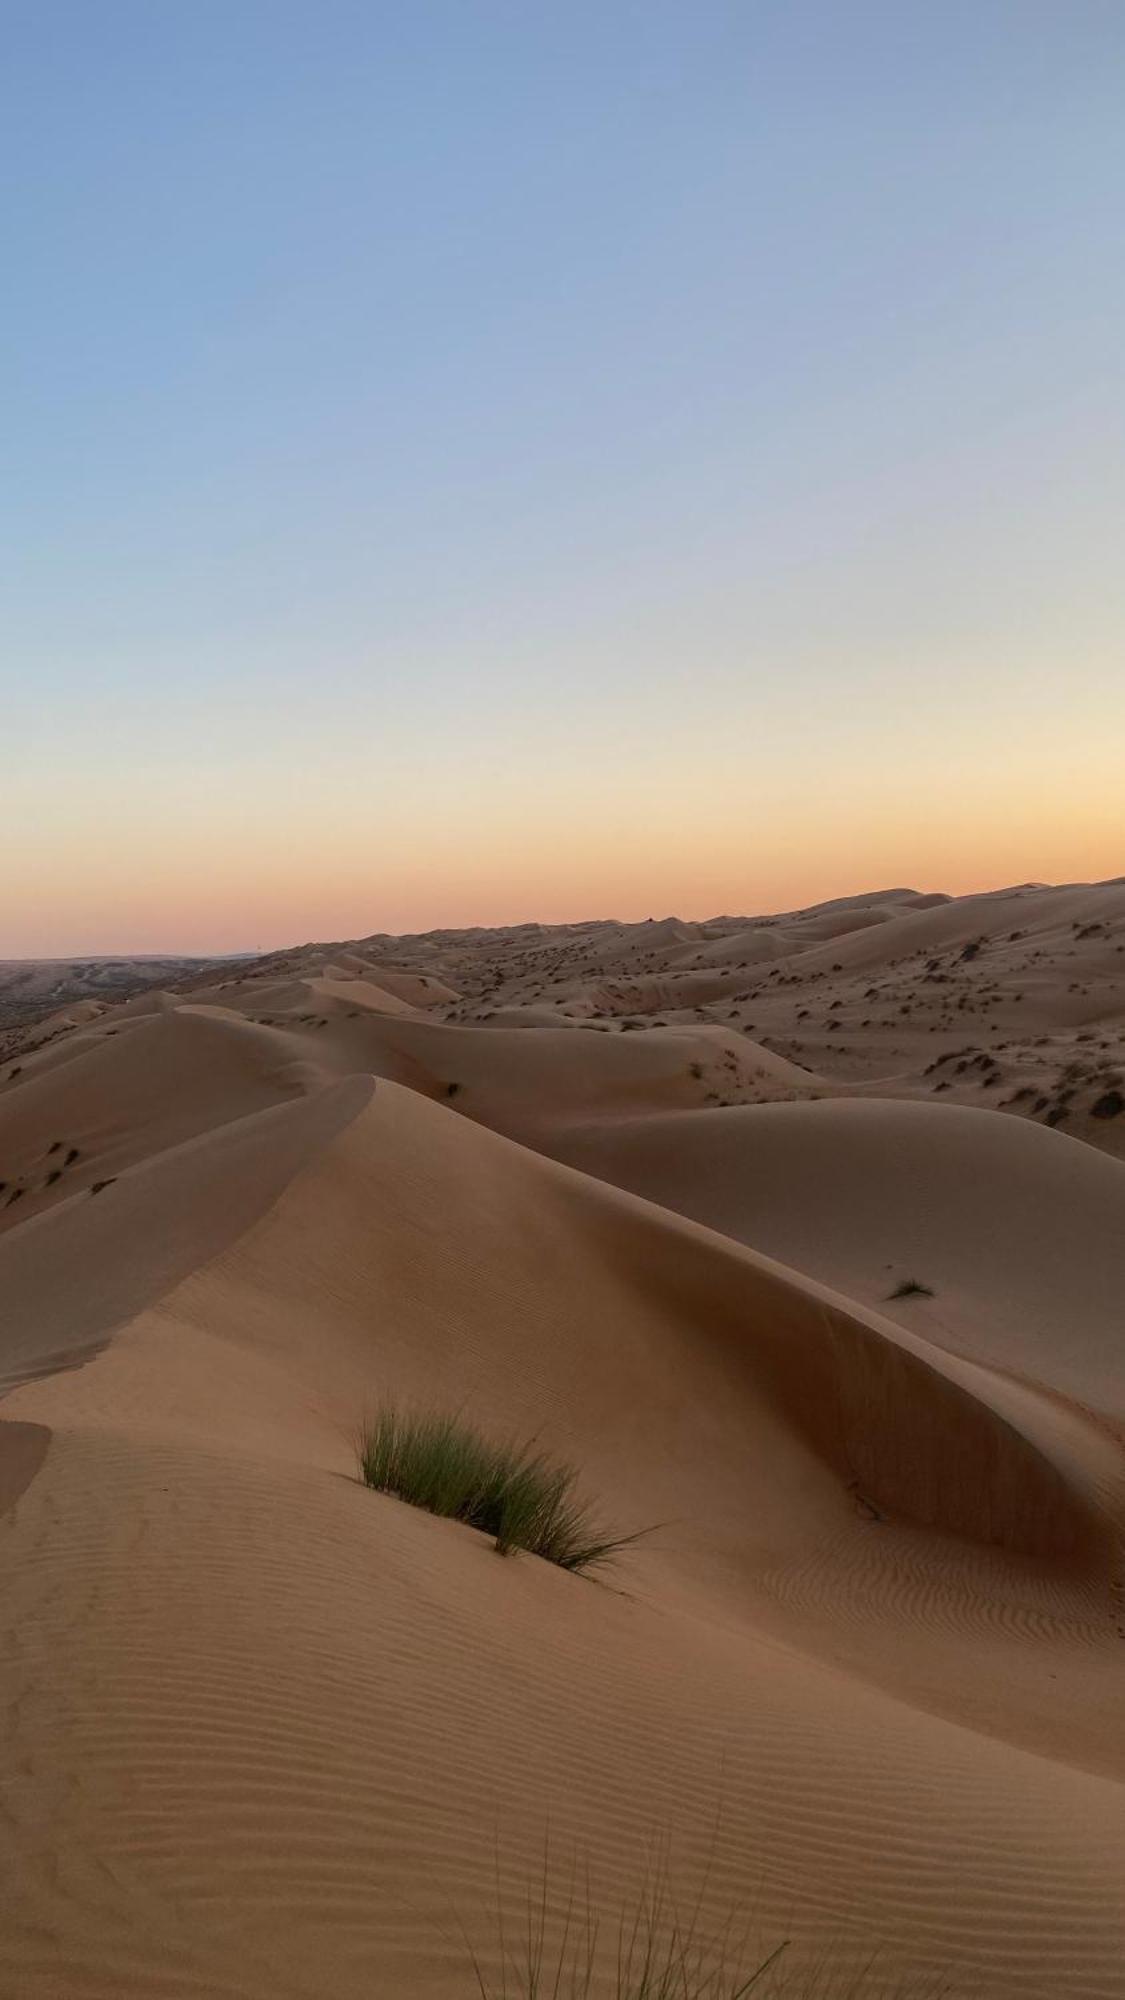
[[0, 1420, 50, 1517], [551, 1098, 1125, 1419], [1, 881, 1124, 1999]]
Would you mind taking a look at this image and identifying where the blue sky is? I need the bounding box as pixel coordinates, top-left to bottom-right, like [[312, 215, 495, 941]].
[[3, 2, 1123, 951]]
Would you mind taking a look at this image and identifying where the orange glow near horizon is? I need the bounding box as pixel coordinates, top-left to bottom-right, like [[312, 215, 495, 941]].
[[7, 621, 1124, 958], [7, 777, 1122, 958]]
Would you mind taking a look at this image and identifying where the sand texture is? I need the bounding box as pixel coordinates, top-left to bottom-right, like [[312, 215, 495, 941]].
[[1, 880, 1123, 1997]]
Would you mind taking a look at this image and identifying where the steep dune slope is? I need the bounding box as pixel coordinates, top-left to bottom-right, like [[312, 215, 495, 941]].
[[0, 1006, 329, 1231], [553, 1098, 1125, 1418], [0, 1079, 370, 1393], [132, 1086, 1120, 1565]]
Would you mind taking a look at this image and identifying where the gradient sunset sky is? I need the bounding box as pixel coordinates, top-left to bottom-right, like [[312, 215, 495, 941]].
[[4, 1, 1123, 955]]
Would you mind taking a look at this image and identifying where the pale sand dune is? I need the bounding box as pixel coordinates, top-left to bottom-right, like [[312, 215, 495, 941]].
[[196, 971, 419, 1016], [552, 1098, 1125, 1417], [13, 994, 790, 1142], [581, 917, 705, 960], [694, 927, 797, 966], [0, 883, 1123, 1997], [789, 882, 1125, 978], [794, 889, 934, 916], [0, 1005, 330, 1232], [0, 1079, 370, 1391], [568, 970, 770, 1016], [3, 1084, 1123, 1996], [36, 996, 108, 1033], [351, 964, 460, 1007], [330, 1015, 818, 1139], [781, 909, 899, 941], [305, 973, 419, 1013]]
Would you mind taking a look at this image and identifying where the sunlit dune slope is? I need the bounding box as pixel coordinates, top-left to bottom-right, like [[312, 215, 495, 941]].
[[1, 881, 1123, 2000], [3, 1081, 1124, 1998]]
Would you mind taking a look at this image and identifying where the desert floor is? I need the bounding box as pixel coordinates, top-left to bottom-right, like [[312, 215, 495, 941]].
[[1, 879, 1123, 1997]]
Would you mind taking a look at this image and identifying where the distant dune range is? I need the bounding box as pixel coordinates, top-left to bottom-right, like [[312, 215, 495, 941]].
[[0, 952, 216, 1033], [0, 879, 1123, 1997]]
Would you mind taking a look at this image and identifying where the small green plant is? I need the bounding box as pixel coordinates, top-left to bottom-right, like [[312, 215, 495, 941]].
[[447, 1837, 792, 2000], [887, 1279, 934, 1300], [450, 1840, 951, 1999], [461, 1870, 788, 2000], [356, 1408, 642, 1573]]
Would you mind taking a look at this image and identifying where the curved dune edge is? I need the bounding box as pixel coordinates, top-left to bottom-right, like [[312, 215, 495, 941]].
[[0, 1074, 374, 1396], [131, 1080, 1125, 1577], [637, 1214, 1123, 1570], [551, 1097, 1125, 1424], [534, 1137, 1124, 1576], [819, 1299, 1121, 1562], [2, 1054, 1119, 1573]]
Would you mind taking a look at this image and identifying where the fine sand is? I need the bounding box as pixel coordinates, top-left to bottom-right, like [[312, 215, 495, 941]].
[[0, 880, 1123, 1998]]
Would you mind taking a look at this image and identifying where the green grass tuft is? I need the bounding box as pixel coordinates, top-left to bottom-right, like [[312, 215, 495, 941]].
[[356, 1407, 643, 1574], [456, 1852, 951, 1999]]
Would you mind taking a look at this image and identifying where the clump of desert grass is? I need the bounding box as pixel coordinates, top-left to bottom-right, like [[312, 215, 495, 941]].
[[356, 1407, 643, 1574], [451, 1845, 951, 1999], [453, 1844, 787, 2000]]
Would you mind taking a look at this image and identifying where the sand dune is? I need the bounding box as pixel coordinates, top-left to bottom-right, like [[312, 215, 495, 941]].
[[553, 1097, 1125, 1417], [693, 926, 794, 966], [0, 1005, 326, 1233], [789, 880, 1125, 977], [0, 881, 1123, 1997], [322, 1015, 818, 1141]]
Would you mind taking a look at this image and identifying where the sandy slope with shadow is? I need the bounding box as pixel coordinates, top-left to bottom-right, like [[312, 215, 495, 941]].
[[1, 880, 1123, 1997]]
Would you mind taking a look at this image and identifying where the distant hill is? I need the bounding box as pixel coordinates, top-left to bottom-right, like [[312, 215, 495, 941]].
[[0, 955, 223, 1036]]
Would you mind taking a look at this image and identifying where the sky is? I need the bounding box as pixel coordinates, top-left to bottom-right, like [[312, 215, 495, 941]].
[[2, 0, 1123, 954]]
